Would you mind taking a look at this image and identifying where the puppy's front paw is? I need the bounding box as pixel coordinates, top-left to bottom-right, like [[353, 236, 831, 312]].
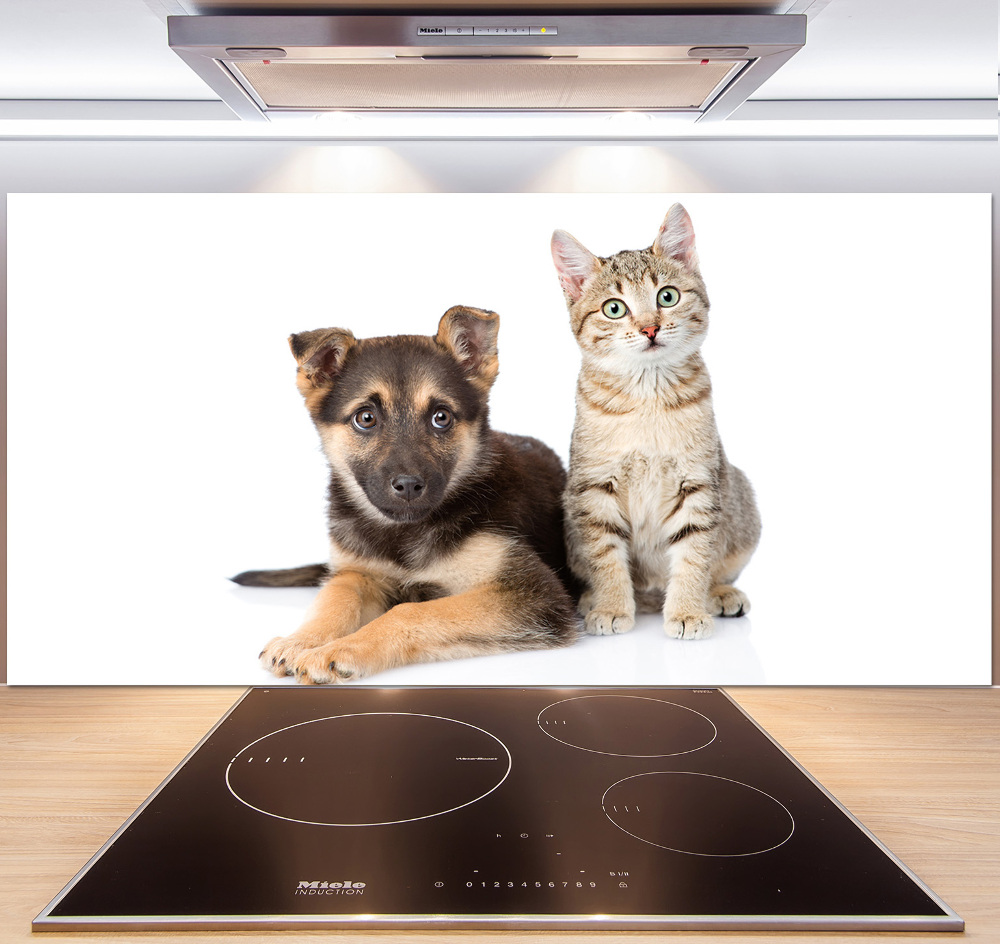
[[664, 614, 714, 640], [259, 636, 309, 677], [291, 641, 368, 685], [584, 610, 635, 636]]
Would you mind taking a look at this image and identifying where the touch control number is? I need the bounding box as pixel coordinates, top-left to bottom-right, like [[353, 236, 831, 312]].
[[464, 880, 599, 888]]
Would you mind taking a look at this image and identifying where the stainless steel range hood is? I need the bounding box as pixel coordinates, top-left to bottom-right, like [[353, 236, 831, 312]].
[[167, 13, 806, 122]]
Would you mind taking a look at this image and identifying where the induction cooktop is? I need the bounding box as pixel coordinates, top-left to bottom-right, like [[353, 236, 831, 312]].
[[34, 687, 962, 932]]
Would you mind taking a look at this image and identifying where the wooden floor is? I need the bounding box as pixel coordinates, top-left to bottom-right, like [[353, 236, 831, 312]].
[[2, 686, 997, 943]]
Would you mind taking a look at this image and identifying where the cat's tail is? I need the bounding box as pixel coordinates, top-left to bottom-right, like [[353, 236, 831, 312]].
[[230, 564, 329, 587]]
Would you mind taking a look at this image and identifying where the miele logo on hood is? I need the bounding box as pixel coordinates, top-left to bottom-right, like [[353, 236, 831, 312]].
[[295, 880, 366, 896]]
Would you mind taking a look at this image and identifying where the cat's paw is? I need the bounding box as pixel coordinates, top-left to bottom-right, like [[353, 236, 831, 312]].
[[709, 585, 750, 618], [664, 614, 714, 640], [584, 610, 636, 635]]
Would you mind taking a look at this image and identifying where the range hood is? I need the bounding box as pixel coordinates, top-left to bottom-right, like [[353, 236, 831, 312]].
[[167, 13, 806, 122]]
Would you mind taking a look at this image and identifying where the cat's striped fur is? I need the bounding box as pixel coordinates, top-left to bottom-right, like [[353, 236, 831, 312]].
[[551, 204, 760, 639]]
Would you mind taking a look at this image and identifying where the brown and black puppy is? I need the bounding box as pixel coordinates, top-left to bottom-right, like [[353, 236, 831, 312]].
[[234, 305, 579, 683]]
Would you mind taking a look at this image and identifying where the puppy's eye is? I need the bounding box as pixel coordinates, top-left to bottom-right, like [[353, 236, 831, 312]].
[[657, 286, 681, 308], [352, 409, 378, 431], [602, 299, 628, 319], [430, 408, 453, 430]]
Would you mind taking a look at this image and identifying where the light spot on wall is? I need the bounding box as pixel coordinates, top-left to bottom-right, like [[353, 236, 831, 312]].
[[524, 146, 715, 193], [252, 145, 436, 192]]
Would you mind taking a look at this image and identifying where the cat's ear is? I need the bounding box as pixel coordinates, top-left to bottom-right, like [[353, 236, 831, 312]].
[[551, 229, 600, 302], [288, 327, 356, 396], [436, 305, 500, 392], [653, 203, 699, 271]]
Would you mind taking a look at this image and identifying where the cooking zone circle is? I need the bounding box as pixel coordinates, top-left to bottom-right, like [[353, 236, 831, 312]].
[[603, 771, 795, 857], [537, 695, 717, 757], [225, 713, 511, 827]]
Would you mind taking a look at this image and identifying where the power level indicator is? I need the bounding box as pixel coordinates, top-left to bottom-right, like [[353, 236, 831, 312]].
[[472, 26, 557, 36]]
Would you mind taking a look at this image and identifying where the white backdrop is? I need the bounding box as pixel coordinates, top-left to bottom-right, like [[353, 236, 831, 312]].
[[6, 192, 992, 684]]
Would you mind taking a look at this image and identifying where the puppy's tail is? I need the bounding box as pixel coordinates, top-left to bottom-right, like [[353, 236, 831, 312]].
[[230, 564, 329, 587]]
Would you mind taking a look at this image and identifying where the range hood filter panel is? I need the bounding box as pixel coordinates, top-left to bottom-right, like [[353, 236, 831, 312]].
[[167, 13, 806, 121], [233, 59, 742, 111]]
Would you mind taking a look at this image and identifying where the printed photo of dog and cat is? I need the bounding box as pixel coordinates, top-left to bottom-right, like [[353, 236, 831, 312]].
[[240, 204, 761, 683], [6, 192, 991, 686]]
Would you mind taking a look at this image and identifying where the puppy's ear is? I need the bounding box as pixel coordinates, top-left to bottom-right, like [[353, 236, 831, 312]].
[[435, 305, 500, 392], [288, 328, 356, 405]]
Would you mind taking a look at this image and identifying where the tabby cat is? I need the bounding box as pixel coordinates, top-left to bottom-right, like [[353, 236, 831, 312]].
[[551, 203, 760, 640]]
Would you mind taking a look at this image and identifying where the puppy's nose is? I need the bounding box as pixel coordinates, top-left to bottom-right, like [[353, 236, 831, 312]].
[[640, 324, 660, 340], [390, 474, 426, 502]]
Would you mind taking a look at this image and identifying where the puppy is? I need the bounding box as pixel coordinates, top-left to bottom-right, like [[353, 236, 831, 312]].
[[235, 306, 579, 683]]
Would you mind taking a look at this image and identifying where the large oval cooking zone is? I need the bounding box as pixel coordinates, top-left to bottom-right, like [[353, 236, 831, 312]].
[[226, 712, 511, 826]]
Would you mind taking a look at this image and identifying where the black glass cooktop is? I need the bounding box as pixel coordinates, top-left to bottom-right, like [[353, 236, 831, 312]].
[[34, 687, 962, 932]]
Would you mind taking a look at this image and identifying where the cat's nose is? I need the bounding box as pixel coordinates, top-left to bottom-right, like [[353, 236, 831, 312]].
[[640, 324, 660, 340]]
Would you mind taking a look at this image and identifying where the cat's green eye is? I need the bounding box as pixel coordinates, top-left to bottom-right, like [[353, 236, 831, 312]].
[[657, 286, 681, 308], [602, 299, 629, 319]]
